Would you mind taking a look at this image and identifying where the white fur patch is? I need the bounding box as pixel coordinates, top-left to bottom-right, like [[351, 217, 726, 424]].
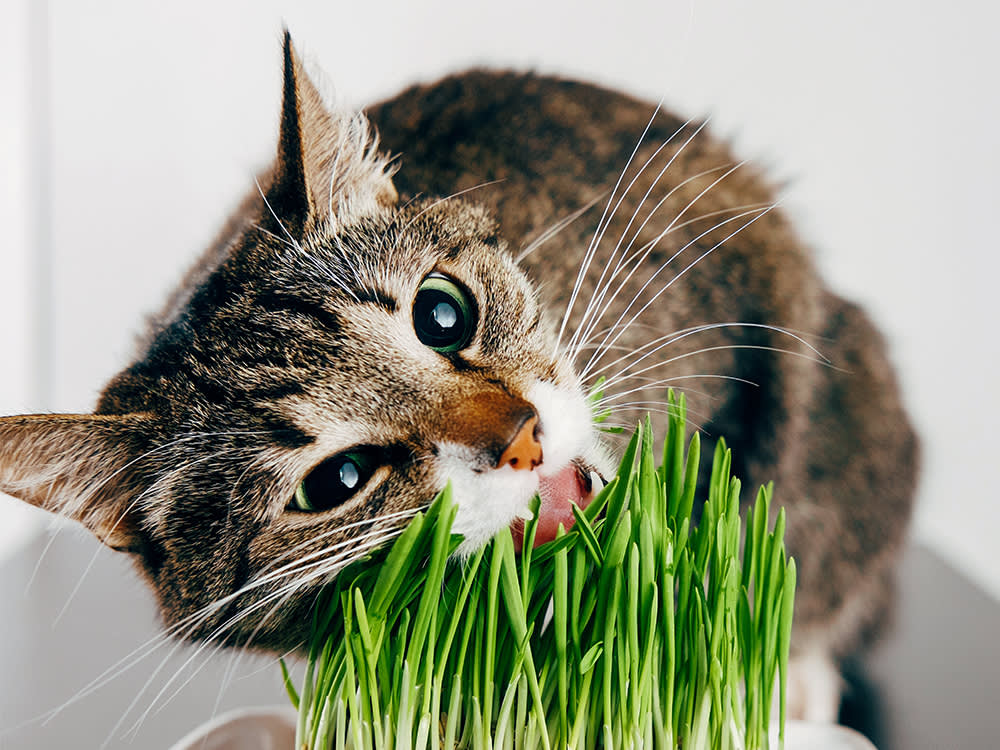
[[438, 378, 606, 554], [436, 444, 539, 555], [527, 379, 603, 477]]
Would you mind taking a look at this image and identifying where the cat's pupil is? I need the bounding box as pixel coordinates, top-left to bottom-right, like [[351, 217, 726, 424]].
[[413, 273, 476, 353], [431, 302, 458, 331]]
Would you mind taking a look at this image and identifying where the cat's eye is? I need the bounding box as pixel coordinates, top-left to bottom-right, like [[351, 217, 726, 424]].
[[412, 273, 477, 353], [291, 449, 380, 512]]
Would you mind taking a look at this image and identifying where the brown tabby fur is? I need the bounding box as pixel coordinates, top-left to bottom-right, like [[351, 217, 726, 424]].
[[0, 33, 918, 718]]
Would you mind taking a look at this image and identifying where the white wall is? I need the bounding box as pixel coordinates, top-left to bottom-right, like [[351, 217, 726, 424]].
[[3, 1, 999, 598], [0, 0, 49, 562]]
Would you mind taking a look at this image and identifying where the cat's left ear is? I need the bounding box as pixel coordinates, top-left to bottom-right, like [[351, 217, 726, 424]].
[[0, 413, 153, 552], [265, 30, 398, 236]]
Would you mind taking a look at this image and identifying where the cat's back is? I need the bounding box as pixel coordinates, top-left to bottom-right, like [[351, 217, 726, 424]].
[[367, 70, 826, 435], [367, 70, 752, 246], [367, 70, 683, 205]]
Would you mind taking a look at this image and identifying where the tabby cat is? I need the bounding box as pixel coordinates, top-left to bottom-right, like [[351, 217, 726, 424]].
[[0, 33, 918, 721]]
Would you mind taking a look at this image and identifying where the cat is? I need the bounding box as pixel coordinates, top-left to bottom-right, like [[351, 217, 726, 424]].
[[0, 32, 918, 723]]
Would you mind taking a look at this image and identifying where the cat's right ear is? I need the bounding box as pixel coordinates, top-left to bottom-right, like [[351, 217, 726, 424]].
[[264, 31, 398, 237], [0, 413, 153, 552]]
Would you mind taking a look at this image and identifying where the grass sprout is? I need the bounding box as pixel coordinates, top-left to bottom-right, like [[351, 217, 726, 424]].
[[283, 392, 796, 749]]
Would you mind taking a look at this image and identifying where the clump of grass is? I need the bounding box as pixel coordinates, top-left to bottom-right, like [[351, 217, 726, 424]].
[[282, 393, 796, 749]]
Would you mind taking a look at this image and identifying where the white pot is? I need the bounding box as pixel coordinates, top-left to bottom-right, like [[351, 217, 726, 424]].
[[780, 721, 877, 749], [168, 706, 298, 750], [169, 708, 877, 750]]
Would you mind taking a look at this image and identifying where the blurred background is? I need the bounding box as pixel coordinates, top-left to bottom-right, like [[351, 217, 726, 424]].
[[1, 1, 997, 748]]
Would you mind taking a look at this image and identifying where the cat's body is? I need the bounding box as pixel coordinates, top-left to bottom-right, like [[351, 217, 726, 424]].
[[0, 36, 917, 722]]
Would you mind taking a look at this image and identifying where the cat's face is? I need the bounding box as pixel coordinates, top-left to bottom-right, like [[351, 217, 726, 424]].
[[0, 35, 606, 652]]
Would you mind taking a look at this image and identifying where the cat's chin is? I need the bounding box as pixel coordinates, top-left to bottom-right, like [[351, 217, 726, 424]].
[[443, 455, 602, 558]]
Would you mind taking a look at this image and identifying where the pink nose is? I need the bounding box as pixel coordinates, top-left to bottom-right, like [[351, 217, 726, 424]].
[[497, 415, 543, 471]]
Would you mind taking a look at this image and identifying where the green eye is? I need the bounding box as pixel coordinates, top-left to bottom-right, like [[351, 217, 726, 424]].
[[413, 273, 477, 353], [291, 449, 379, 513]]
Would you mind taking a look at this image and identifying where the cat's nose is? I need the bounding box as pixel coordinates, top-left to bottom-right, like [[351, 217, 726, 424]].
[[431, 389, 542, 471], [497, 415, 543, 471]]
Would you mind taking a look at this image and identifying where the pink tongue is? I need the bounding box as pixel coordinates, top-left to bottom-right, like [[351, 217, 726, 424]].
[[511, 464, 591, 551]]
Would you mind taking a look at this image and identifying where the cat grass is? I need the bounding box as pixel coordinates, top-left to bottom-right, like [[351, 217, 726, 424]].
[[281, 393, 796, 749]]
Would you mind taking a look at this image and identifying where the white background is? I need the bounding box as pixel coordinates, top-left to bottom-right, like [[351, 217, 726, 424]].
[[1, 0, 998, 605]]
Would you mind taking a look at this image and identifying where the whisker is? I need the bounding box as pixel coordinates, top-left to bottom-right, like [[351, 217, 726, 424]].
[[108, 526, 395, 743], [578, 204, 779, 376], [594, 374, 760, 409], [598, 343, 836, 402], [568, 123, 715, 358], [34, 510, 413, 732], [391, 179, 506, 251], [556, 107, 684, 354], [573, 162, 753, 369], [515, 191, 609, 263], [596, 400, 705, 433], [605, 198, 771, 290], [128, 530, 403, 734], [584, 320, 830, 385], [256, 506, 422, 576]]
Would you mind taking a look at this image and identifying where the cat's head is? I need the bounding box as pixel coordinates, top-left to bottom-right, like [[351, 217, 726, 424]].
[[0, 34, 608, 651]]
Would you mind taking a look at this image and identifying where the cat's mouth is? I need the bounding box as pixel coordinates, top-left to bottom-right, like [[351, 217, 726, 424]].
[[510, 460, 602, 551]]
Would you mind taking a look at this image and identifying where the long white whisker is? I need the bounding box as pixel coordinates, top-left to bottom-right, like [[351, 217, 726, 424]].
[[128, 529, 403, 735], [574, 162, 753, 369], [598, 343, 835, 403], [576, 212, 770, 379], [604, 201, 775, 290], [596, 372, 759, 394], [579, 204, 778, 378], [579, 184, 762, 344], [594, 375, 761, 409], [560, 116, 697, 357], [38, 597, 236, 733], [596, 398, 707, 433], [256, 506, 421, 577], [568, 123, 715, 358], [110, 523, 399, 743], [584, 321, 830, 384], [598, 399, 712, 424], [515, 191, 608, 263], [35, 508, 414, 731], [555, 107, 683, 354]]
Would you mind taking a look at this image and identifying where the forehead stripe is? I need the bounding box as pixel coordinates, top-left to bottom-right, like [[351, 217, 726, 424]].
[[255, 291, 342, 331], [356, 288, 398, 314], [247, 380, 307, 402], [260, 412, 315, 450]]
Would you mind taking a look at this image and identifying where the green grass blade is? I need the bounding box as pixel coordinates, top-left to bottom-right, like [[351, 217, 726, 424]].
[[288, 412, 797, 750]]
